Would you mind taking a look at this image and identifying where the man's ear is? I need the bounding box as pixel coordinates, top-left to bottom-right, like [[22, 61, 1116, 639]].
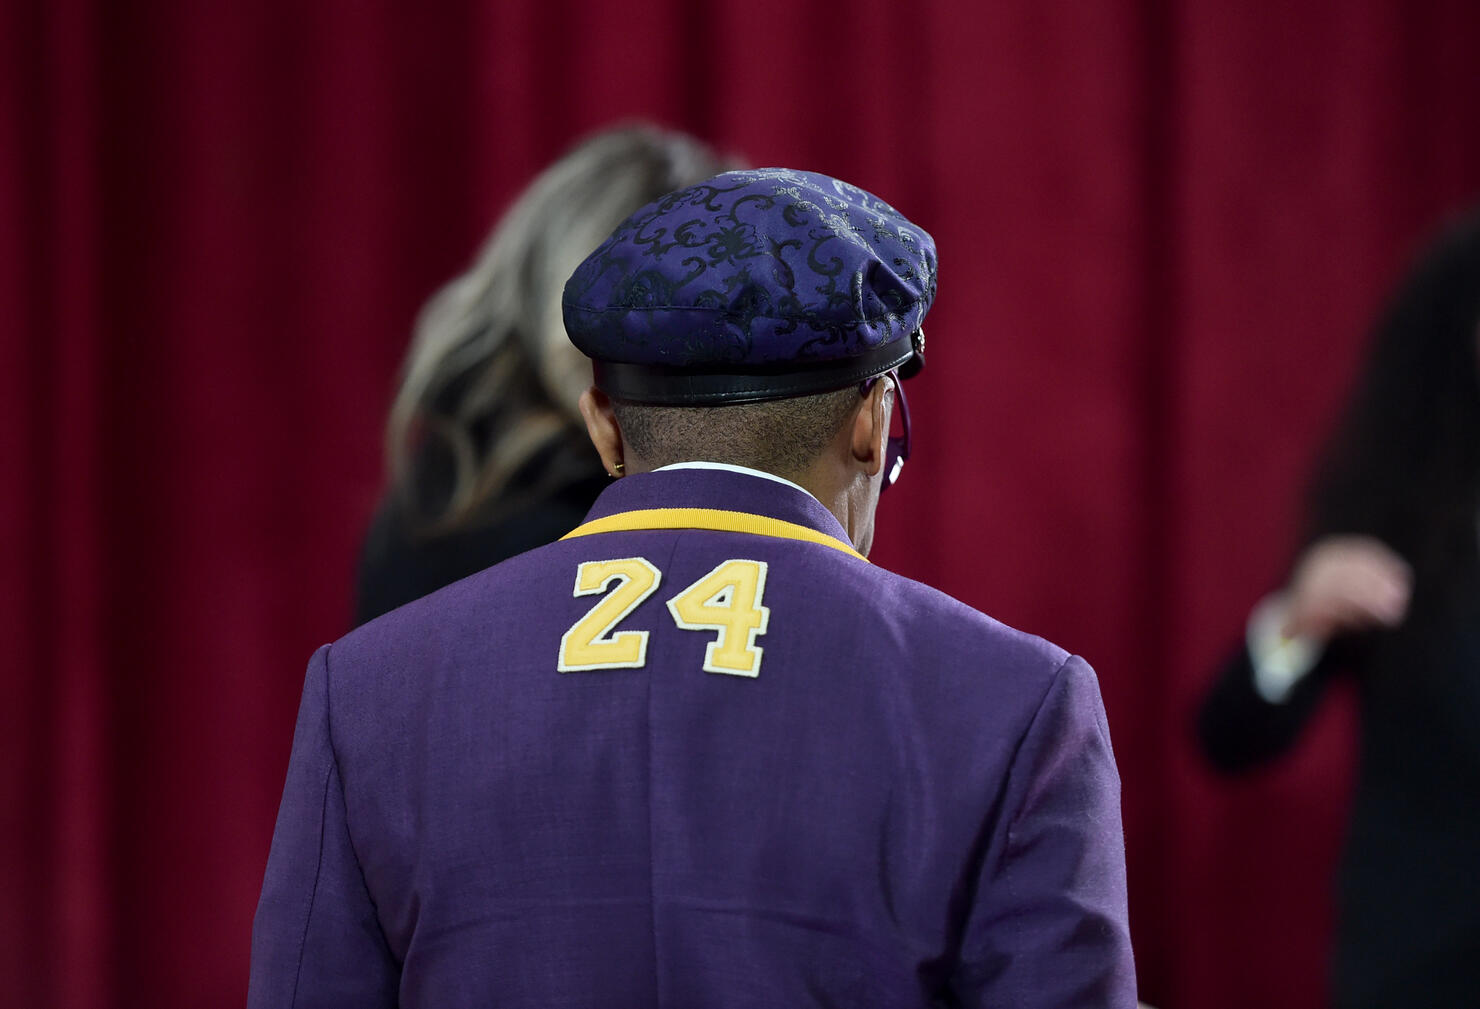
[[578, 386, 625, 476], [849, 380, 888, 478]]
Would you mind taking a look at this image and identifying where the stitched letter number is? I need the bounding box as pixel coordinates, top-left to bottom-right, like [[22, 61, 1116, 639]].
[[666, 560, 770, 677], [558, 558, 661, 672]]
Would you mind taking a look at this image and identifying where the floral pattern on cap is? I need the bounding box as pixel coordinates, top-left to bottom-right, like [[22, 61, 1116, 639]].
[[562, 168, 936, 371]]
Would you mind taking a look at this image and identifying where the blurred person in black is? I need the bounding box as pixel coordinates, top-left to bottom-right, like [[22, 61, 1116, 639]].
[[1197, 209, 1480, 1007], [354, 125, 730, 625]]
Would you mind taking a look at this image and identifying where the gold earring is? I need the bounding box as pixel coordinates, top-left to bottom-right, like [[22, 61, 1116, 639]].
[[612, 461, 625, 476]]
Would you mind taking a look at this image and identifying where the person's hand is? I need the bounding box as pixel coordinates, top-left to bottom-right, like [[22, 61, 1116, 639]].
[[1282, 535, 1412, 640]]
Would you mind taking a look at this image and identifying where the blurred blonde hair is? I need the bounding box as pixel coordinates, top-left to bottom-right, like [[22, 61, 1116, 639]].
[[386, 124, 730, 531]]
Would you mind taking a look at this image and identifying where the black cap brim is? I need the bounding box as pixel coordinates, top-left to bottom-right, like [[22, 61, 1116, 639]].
[[598, 334, 920, 406]]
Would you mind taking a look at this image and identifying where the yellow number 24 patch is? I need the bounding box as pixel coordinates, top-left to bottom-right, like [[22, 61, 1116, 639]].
[[558, 558, 770, 677]]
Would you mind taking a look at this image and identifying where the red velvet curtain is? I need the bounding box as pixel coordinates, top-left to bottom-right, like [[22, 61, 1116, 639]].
[[6, 1, 1480, 1005]]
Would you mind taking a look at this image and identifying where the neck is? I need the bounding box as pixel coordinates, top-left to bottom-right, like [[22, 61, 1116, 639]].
[[809, 469, 875, 556], [626, 455, 875, 554], [652, 461, 815, 501]]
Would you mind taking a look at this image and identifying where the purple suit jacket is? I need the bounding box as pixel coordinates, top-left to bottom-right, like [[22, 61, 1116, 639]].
[[249, 467, 1134, 1007]]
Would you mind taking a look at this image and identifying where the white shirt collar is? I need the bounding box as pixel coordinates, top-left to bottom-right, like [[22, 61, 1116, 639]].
[[653, 461, 820, 504]]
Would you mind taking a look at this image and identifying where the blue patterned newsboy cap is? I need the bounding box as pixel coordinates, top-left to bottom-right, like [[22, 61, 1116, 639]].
[[562, 168, 935, 406]]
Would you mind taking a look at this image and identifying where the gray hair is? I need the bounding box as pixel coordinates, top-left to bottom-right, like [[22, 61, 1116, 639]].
[[387, 124, 731, 531]]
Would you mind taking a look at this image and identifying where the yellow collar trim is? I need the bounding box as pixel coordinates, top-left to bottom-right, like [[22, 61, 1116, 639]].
[[561, 507, 867, 562]]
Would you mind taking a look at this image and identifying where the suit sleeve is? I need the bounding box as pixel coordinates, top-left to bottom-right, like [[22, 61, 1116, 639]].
[[248, 645, 399, 1008], [952, 655, 1137, 1008], [1195, 640, 1342, 774]]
